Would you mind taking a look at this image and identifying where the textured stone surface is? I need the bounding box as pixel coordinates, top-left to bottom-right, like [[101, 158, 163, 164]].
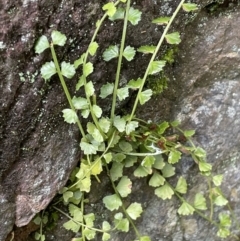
[[1, 0, 240, 241], [133, 3, 240, 241]]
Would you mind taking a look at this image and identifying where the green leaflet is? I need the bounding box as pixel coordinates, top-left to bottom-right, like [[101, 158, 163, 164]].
[[199, 161, 212, 172], [84, 213, 95, 227], [119, 141, 133, 152], [137, 45, 156, 54], [72, 96, 89, 110], [74, 53, 86, 69], [114, 213, 129, 232], [114, 212, 123, 220], [170, 120, 180, 127], [153, 155, 165, 170], [128, 7, 142, 25], [152, 17, 171, 25], [81, 109, 90, 119], [90, 159, 103, 175], [157, 121, 169, 134], [112, 153, 126, 162], [80, 139, 98, 155], [68, 190, 82, 205], [35, 35, 49, 54], [175, 176, 187, 194], [125, 121, 138, 135], [194, 193, 207, 210], [35, 232, 45, 241], [75, 162, 90, 179], [141, 156, 155, 167], [92, 104, 102, 118], [103, 152, 112, 164], [127, 78, 143, 89], [72, 238, 83, 241], [182, 3, 198, 12], [213, 175, 223, 187], [114, 219, 129, 232], [77, 177, 91, 193], [219, 213, 231, 227], [161, 163, 175, 178], [102, 2, 116, 17], [61, 61, 76, 79], [194, 147, 207, 158], [103, 194, 122, 211], [102, 232, 111, 241], [149, 172, 165, 187], [88, 41, 99, 56], [134, 165, 152, 177], [63, 220, 80, 233], [217, 228, 230, 238], [126, 202, 143, 220], [110, 162, 123, 181], [87, 122, 103, 142], [41, 215, 48, 224], [139, 89, 152, 105], [117, 87, 129, 101], [83, 228, 96, 240], [113, 116, 126, 132], [40, 61, 56, 81], [63, 191, 73, 203], [85, 81, 95, 97], [165, 32, 181, 45], [148, 61, 166, 75], [155, 184, 174, 200], [33, 216, 42, 225], [214, 195, 228, 206], [140, 236, 151, 241], [103, 45, 119, 61], [183, 129, 195, 137], [83, 62, 93, 77], [100, 83, 114, 99], [51, 30, 67, 46], [178, 202, 195, 215], [123, 46, 136, 61], [102, 221, 111, 231], [116, 176, 132, 197], [69, 204, 83, 222], [124, 155, 137, 167], [62, 109, 78, 124], [99, 117, 111, 133], [76, 75, 85, 90], [109, 133, 120, 148], [109, 7, 125, 21], [168, 150, 181, 164]]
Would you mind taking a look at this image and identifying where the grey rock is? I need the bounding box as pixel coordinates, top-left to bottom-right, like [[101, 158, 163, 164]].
[[134, 3, 240, 241]]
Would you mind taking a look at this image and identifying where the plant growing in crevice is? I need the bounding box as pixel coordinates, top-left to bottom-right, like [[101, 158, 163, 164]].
[[32, 0, 240, 240], [33, 211, 48, 241]]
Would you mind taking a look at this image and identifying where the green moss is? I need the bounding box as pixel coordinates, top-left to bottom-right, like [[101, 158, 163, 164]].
[[146, 46, 178, 95], [206, 2, 221, 13], [205, 0, 230, 14], [147, 73, 168, 95], [162, 46, 178, 64]]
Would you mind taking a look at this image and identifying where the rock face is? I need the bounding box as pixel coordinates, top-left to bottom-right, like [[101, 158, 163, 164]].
[[134, 3, 240, 241], [1, 0, 240, 241]]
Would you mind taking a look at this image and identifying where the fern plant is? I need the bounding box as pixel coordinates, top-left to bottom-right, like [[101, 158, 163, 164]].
[[33, 0, 240, 240]]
